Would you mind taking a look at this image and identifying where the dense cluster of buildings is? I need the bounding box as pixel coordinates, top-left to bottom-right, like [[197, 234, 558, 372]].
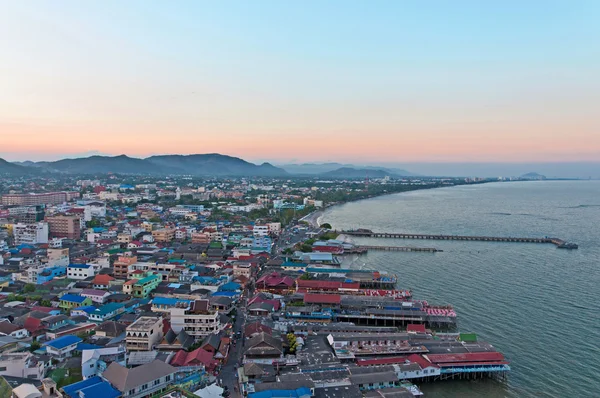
[[0, 174, 508, 398]]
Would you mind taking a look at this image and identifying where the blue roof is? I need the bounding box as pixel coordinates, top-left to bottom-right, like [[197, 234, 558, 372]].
[[250, 388, 312, 398], [62, 376, 121, 398], [92, 302, 124, 316], [78, 382, 121, 398], [68, 263, 91, 269], [152, 297, 191, 306], [71, 305, 97, 314], [211, 291, 239, 298], [219, 282, 241, 292], [44, 335, 82, 350], [76, 343, 102, 351], [61, 294, 88, 303]]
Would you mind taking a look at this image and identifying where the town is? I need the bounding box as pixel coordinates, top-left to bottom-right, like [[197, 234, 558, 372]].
[[0, 173, 507, 398]]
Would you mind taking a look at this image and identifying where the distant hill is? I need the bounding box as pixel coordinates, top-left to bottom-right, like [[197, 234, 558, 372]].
[[0, 158, 30, 175], [521, 172, 546, 180], [145, 154, 286, 177], [320, 167, 395, 179], [281, 162, 416, 176], [20, 154, 287, 177]]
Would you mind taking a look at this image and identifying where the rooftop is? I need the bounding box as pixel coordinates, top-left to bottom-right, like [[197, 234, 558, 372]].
[[127, 316, 161, 331]]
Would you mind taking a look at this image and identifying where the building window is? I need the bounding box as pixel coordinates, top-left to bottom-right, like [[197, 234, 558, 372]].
[[0, 367, 6, 371], [129, 390, 135, 395]]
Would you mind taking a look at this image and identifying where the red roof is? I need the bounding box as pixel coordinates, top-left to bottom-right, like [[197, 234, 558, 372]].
[[93, 274, 115, 285], [245, 322, 273, 336], [407, 354, 439, 369], [24, 317, 43, 333], [31, 306, 54, 313], [407, 324, 427, 333], [171, 347, 219, 370], [256, 272, 295, 288], [304, 293, 341, 305], [426, 352, 506, 364], [296, 280, 361, 290]]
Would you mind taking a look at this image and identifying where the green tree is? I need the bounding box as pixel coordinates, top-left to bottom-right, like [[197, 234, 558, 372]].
[[23, 284, 36, 293], [29, 340, 41, 352], [320, 223, 332, 229], [287, 333, 298, 353], [40, 299, 53, 307]]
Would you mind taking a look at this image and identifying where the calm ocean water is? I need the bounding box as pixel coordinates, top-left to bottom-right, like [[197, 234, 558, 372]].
[[321, 181, 600, 398]]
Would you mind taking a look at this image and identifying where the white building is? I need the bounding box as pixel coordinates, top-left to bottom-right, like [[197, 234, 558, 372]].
[[13, 222, 49, 245], [67, 264, 95, 280], [81, 345, 126, 380], [126, 316, 164, 351], [253, 225, 269, 237], [0, 352, 45, 380], [44, 335, 82, 360], [170, 300, 220, 339]]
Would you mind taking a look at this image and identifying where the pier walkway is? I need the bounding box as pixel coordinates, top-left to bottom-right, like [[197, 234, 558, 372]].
[[358, 245, 441, 253], [339, 230, 577, 248]]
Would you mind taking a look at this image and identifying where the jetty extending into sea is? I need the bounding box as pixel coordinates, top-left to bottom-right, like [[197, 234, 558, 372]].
[[339, 229, 578, 249]]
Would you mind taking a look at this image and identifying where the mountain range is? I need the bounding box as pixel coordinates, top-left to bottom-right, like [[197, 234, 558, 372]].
[[319, 167, 398, 179], [5, 154, 287, 177], [279, 162, 416, 176], [0, 158, 30, 176]]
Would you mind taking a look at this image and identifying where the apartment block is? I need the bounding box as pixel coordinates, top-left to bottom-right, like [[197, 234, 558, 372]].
[[46, 214, 81, 239], [170, 299, 220, 339], [126, 316, 164, 351], [13, 222, 49, 245], [113, 256, 138, 279], [152, 228, 175, 243]]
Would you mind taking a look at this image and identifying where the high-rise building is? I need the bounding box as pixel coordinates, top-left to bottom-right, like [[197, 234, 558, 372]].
[[13, 222, 49, 245], [45, 214, 81, 239], [1, 191, 80, 206]]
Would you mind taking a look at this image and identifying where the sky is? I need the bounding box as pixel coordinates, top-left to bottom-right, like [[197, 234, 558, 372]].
[[1, 1, 599, 163]]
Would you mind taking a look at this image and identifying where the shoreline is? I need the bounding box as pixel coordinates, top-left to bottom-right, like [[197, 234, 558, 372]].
[[301, 179, 584, 229], [301, 180, 489, 228]]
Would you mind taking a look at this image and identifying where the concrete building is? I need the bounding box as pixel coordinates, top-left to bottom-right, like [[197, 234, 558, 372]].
[[233, 263, 252, 278], [152, 228, 175, 243], [46, 248, 69, 267], [170, 299, 220, 340], [66, 263, 95, 280], [46, 214, 81, 239], [126, 316, 164, 351], [13, 222, 49, 245], [1, 191, 79, 206], [253, 225, 269, 237], [44, 335, 82, 360], [81, 345, 126, 380], [0, 352, 45, 380], [113, 256, 138, 279]]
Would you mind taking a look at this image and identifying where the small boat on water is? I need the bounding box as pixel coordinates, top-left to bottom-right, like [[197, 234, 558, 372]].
[[557, 242, 578, 249]]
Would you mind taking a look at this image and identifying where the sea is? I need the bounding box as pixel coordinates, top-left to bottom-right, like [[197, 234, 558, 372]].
[[320, 180, 600, 398]]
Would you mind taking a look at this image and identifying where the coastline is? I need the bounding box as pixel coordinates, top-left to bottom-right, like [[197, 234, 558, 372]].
[[301, 180, 491, 228], [299, 179, 578, 229]]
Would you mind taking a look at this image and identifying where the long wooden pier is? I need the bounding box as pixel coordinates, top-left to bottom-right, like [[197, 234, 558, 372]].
[[339, 230, 577, 248], [358, 245, 441, 253]]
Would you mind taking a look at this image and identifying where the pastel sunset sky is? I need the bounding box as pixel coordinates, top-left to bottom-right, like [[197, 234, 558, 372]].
[[1, 1, 599, 163]]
